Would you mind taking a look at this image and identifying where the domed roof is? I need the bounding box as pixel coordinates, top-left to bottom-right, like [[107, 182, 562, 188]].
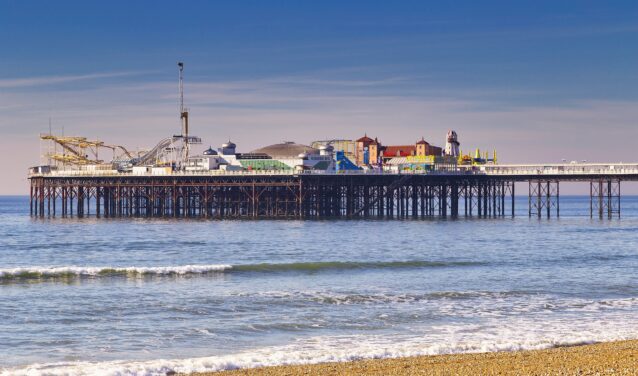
[[356, 134, 374, 143], [203, 146, 218, 155], [251, 142, 319, 158], [222, 140, 236, 149]]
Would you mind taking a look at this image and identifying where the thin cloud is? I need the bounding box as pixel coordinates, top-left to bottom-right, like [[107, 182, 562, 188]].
[[0, 71, 150, 89]]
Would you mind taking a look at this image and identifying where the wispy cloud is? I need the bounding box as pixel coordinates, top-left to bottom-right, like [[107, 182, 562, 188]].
[[0, 71, 148, 89]]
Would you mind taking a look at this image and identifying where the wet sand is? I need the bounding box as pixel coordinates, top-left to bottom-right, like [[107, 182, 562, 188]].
[[188, 339, 638, 375]]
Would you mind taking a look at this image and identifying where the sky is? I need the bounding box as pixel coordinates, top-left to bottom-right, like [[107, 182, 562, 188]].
[[1, 0, 637, 194]]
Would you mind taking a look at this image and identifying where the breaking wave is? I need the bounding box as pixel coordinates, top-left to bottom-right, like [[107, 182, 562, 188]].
[[0, 265, 232, 281], [232, 260, 485, 273], [0, 260, 485, 282], [4, 328, 638, 376]]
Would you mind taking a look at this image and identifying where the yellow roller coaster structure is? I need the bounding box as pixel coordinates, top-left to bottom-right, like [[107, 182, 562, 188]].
[[40, 134, 134, 167]]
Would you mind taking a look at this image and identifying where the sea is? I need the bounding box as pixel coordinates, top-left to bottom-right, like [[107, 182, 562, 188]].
[[1, 195, 638, 375]]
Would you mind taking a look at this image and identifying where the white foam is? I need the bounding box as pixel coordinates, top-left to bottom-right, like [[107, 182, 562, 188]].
[[5, 315, 638, 376], [0, 264, 233, 278]]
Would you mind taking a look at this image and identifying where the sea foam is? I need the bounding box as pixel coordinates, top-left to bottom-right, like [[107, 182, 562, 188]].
[[4, 326, 638, 376], [0, 260, 481, 282], [0, 264, 232, 280]]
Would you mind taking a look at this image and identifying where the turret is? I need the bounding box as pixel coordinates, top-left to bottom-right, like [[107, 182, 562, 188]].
[[445, 130, 460, 157]]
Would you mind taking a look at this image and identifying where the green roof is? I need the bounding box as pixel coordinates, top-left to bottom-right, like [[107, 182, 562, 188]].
[[239, 160, 292, 170]]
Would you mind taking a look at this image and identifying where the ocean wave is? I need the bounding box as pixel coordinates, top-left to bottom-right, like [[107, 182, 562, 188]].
[[0, 265, 232, 281], [4, 328, 638, 376], [0, 260, 483, 282], [235, 290, 535, 305], [232, 260, 485, 273]]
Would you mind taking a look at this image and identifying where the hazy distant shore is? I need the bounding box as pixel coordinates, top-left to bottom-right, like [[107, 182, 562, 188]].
[[188, 339, 638, 375]]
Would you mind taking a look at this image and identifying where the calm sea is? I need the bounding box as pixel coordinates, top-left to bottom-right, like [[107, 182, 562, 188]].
[[1, 195, 638, 375]]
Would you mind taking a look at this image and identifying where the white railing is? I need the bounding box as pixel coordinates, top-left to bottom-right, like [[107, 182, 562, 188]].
[[474, 163, 638, 176], [28, 163, 638, 178]]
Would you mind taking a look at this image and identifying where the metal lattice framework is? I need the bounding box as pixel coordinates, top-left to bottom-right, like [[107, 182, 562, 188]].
[[590, 179, 620, 219], [528, 180, 560, 218], [30, 175, 518, 219]]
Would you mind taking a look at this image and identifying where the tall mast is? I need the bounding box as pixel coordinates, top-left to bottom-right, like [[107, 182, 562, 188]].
[[178, 62, 184, 116], [178, 62, 189, 166]]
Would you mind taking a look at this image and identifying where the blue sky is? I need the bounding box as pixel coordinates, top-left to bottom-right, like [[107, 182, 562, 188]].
[[1, 1, 638, 193]]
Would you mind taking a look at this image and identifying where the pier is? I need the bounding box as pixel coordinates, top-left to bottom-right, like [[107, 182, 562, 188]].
[[29, 163, 638, 219]]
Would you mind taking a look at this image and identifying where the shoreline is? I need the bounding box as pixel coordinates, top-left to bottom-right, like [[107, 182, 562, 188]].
[[187, 339, 638, 375]]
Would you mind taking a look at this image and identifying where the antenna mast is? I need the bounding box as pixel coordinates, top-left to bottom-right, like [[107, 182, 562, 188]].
[[178, 62, 189, 166]]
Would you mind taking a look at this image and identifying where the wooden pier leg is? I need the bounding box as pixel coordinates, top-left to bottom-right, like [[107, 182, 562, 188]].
[[60, 187, 64, 217], [76, 186, 82, 217], [492, 181, 498, 217], [96, 187, 101, 217], [607, 180, 612, 219], [419, 185, 424, 218], [129, 187, 134, 217], [386, 186, 396, 218], [599, 180, 604, 219], [618, 180, 621, 218], [471, 183, 474, 217], [556, 182, 560, 217], [441, 184, 447, 217], [483, 183, 488, 217], [412, 184, 419, 218], [39, 183, 43, 216], [511, 182, 515, 217], [398, 186, 403, 218], [537, 181, 542, 218], [34, 183, 37, 216], [528, 181, 532, 217], [546, 181, 551, 218], [463, 184, 467, 217], [589, 181, 594, 218], [500, 181, 505, 217], [451, 183, 458, 217], [480, 182, 484, 217]]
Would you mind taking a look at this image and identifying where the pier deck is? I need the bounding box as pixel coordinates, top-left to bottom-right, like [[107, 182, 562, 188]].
[[29, 163, 638, 219]]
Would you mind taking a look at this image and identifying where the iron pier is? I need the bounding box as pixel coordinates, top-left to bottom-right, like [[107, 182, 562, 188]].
[[28, 163, 638, 219]]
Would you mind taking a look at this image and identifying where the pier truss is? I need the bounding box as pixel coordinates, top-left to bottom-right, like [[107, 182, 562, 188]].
[[590, 179, 621, 219], [29, 175, 516, 219], [528, 180, 560, 218]]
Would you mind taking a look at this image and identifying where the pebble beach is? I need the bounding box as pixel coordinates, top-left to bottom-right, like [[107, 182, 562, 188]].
[[193, 340, 638, 376]]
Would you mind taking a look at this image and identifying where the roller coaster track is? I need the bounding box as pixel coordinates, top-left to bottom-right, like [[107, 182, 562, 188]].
[[132, 137, 175, 166]]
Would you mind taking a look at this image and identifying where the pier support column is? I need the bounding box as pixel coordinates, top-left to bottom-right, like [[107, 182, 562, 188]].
[[590, 179, 620, 219], [39, 184, 45, 217], [30, 183, 33, 216], [450, 183, 459, 217], [511, 182, 516, 218], [528, 180, 559, 218]]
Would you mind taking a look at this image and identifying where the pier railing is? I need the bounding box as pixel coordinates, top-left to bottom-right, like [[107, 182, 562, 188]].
[[477, 163, 638, 176], [28, 162, 638, 178]]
